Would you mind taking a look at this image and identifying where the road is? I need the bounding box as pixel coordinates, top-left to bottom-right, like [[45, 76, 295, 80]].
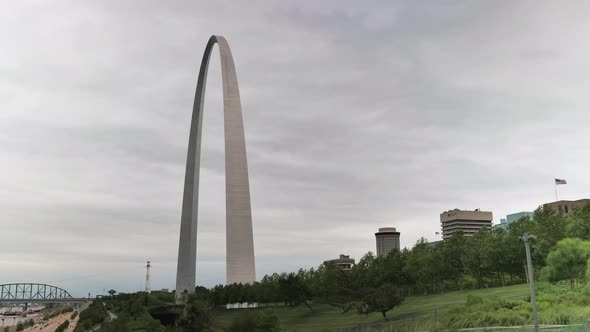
[[23, 311, 79, 332], [1, 303, 89, 331]]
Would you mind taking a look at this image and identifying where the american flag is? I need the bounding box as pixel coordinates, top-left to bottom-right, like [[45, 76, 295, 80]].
[[555, 178, 567, 185]]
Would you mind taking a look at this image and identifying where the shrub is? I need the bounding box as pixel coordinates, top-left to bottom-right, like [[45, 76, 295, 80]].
[[61, 307, 74, 314], [55, 320, 69, 332], [98, 316, 129, 332], [15, 319, 35, 331], [444, 282, 590, 329], [74, 302, 108, 331]]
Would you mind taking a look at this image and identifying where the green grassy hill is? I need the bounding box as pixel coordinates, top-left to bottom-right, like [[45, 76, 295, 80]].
[[213, 284, 530, 331]]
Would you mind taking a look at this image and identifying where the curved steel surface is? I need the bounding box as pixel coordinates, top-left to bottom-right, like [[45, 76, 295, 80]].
[[0, 283, 73, 301], [176, 35, 256, 301]]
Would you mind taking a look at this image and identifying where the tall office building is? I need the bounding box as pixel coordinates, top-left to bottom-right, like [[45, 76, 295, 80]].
[[440, 209, 493, 240], [375, 227, 400, 257]]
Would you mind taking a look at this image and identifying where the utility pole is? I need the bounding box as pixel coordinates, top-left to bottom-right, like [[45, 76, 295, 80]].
[[520, 233, 539, 332]]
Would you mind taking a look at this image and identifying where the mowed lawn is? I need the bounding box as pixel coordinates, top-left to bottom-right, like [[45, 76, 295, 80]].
[[213, 284, 530, 331]]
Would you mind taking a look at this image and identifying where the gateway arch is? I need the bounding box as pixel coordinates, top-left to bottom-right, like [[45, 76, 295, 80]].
[[176, 35, 256, 300]]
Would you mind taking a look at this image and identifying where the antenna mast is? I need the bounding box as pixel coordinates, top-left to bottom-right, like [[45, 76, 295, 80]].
[[145, 260, 152, 293]]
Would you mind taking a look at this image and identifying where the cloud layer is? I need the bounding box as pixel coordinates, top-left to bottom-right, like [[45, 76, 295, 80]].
[[1, 1, 589, 296]]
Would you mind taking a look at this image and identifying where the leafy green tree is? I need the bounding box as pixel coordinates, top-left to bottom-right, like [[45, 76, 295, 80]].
[[503, 219, 531, 283], [543, 238, 590, 287], [312, 262, 351, 308], [349, 283, 404, 321], [440, 232, 466, 290], [404, 238, 439, 294], [108, 289, 117, 297], [350, 252, 377, 290], [486, 228, 510, 287], [193, 286, 212, 303], [178, 293, 214, 332], [530, 205, 567, 269], [127, 297, 146, 319], [278, 273, 313, 311], [463, 231, 490, 289], [566, 202, 590, 240], [381, 249, 411, 291]]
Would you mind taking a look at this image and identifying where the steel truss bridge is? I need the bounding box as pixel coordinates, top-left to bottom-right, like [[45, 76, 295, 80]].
[[0, 283, 87, 304]]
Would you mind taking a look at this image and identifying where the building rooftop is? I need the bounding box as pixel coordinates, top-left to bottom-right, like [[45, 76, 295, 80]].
[[544, 199, 590, 205], [440, 209, 493, 223], [376, 227, 399, 234], [324, 254, 355, 271]]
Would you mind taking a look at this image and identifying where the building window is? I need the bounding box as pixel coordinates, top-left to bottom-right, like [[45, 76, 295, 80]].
[[565, 205, 569, 214], [558, 205, 562, 212]]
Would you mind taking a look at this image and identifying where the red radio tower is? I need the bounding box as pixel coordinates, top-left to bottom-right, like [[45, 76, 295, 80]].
[[145, 260, 152, 293]]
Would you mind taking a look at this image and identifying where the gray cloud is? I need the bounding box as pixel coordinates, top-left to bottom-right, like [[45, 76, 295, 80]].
[[1, 1, 590, 296]]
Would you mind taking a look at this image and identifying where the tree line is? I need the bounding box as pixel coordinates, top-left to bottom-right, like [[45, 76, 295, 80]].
[[206, 203, 590, 310], [75, 202, 590, 331]]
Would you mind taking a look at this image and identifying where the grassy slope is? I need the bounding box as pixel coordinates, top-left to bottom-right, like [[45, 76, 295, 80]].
[[213, 284, 530, 331]]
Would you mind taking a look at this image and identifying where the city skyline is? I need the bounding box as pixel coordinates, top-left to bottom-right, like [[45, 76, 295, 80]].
[[2, 1, 590, 297]]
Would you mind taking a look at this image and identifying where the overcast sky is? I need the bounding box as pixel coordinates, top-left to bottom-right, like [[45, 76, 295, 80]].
[[2, 1, 590, 297]]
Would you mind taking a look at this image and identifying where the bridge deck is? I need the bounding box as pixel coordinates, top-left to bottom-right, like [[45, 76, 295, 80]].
[[0, 298, 88, 304]]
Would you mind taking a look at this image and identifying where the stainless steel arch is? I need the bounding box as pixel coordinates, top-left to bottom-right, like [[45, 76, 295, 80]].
[[0, 283, 73, 301], [175, 35, 256, 301]]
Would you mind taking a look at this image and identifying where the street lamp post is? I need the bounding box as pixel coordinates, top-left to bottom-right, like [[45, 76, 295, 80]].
[[520, 232, 539, 332]]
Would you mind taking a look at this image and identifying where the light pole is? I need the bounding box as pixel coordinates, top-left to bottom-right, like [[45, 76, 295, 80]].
[[520, 232, 539, 332]]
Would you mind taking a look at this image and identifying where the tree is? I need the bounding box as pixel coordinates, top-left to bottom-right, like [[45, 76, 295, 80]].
[[350, 252, 374, 290], [108, 289, 117, 297], [464, 230, 495, 288], [566, 202, 590, 240], [193, 286, 212, 303], [543, 238, 590, 287], [545, 238, 590, 284], [530, 206, 567, 269], [440, 232, 466, 290], [126, 297, 146, 319], [178, 293, 214, 332], [404, 238, 440, 294], [278, 274, 313, 311], [312, 262, 351, 308], [351, 283, 404, 321]]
